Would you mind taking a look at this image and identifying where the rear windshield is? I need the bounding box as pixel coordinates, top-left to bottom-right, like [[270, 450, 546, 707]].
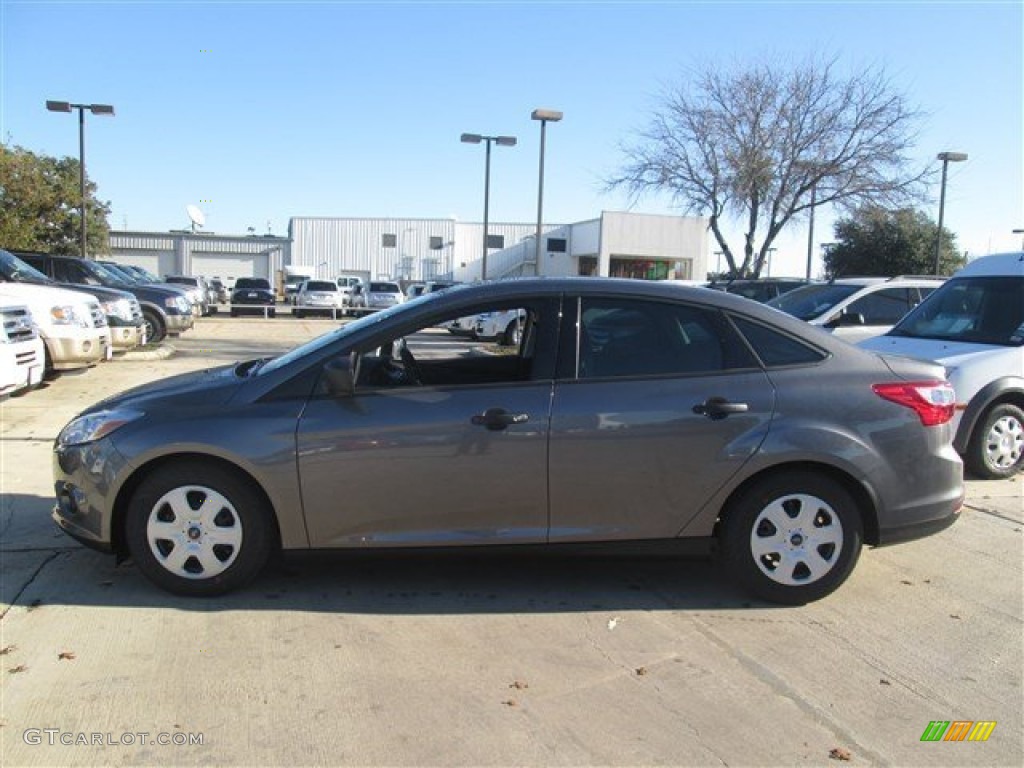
[[888, 276, 1024, 346], [370, 282, 399, 292], [235, 278, 270, 290], [306, 281, 337, 292]]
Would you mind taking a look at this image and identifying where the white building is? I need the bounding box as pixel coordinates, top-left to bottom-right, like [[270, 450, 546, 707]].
[[109, 211, 708, 284]]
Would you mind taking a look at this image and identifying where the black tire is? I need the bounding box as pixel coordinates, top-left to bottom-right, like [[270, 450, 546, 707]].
[[230, 308, 238, 318], [294, 309, 303, 319], [720, 471, 863, 605], [269, 308, 277, 319], [965, 403, 1024, 479], [502, 320, 521, 347], [142, 308, 166, 344], [125, 462, 274, 596]]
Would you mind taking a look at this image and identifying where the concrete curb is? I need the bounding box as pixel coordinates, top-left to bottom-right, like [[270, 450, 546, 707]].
[[119, 343, 177, 362]]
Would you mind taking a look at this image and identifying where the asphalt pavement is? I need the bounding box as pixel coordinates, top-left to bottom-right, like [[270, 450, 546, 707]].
[[1, 314, 1021, 767]]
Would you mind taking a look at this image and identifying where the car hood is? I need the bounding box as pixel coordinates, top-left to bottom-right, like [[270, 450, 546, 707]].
[[83, 362, 246, 414], [860, 336, 1020, 367]]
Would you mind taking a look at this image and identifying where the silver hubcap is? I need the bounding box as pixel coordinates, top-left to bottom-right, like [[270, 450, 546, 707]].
[[750, 493, 844, 586], [146, 485, 243, 580], [984, 415, 1023, 470]]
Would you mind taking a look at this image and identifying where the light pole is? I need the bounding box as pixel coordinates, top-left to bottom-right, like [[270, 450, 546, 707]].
[[531, 108, 562, 275], [934, 151, 968, 274], [461, 132, 516, 281], [805, 182, 817, 279], [1012, 228, 1024, 251], [46, 100, 115, 259]]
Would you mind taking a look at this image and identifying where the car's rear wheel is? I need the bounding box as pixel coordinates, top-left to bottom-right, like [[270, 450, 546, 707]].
[[125, 462, 274, 596], [720, 471, 863, 605], [142, 308, 166, 344], [966, 403, 1024, 479], [294, 308, 304, 319]]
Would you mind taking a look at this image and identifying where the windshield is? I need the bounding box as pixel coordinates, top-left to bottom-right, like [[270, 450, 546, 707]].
[[370, 282, 400, 293], [100, 263, 141, 283], [888, 276, 1024, 346], [236, 278, 270, 290], [767, 283, 863, 320], [306, 281, 337, 292], [258, 291, 437, 376], [0, 250, 52, 283]]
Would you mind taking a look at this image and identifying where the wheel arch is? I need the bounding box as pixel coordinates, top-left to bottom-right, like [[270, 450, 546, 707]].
[[714, 461, 881, 546], [110, 452, 283, 558], [954, 378, 1024, 453]]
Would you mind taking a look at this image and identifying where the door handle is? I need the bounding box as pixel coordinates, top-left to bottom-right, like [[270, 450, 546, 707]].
[[692, 397, 749, 420], [471, 407, 529, 431]]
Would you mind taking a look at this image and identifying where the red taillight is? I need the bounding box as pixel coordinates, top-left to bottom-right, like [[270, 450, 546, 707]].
[[872, 381, 956, 426]]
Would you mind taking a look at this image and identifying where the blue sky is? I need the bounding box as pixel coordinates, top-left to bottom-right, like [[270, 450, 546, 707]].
[[2, 0, 1021, 276]]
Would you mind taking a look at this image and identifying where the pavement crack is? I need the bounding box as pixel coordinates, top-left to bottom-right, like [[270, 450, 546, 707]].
[[1, 550, 64, 621], [963, 503, 1023, 526]]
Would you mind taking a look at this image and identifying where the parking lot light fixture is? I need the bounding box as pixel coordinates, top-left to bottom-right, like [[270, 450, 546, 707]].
[[461, 132, 517, 280], [933, 151, 968, 274], [531, 108, 563, 275], [1012, 228, 1024, 251], [46, 100, 116, 259]]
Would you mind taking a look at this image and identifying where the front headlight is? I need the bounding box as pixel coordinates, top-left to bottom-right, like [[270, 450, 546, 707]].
[[177, 297, 192, 312], [58, 408, 144, 447], [102, 299, 134, 322], [50, 305, 88, 328]]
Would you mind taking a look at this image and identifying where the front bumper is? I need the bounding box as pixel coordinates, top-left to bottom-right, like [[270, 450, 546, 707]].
[[44, 331, 107, 371], [165, 313, 195, 333], [51, 437, 128, 552], [108, 323, 145, 352]]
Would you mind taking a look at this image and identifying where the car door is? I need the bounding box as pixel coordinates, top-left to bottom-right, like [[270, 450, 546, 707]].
[[297, 297, 559, 548], [548, 295, 775, 542]]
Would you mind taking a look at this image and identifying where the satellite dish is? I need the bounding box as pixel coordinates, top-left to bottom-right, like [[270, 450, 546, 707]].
[[186, 204, 206, 232]]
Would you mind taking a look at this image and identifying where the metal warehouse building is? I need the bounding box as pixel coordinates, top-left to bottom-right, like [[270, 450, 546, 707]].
[[109, 211, 707, 284]]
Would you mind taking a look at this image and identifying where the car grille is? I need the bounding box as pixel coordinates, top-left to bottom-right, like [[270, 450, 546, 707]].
[[88, 301, 108, 328], [1, 307, 38, 343]]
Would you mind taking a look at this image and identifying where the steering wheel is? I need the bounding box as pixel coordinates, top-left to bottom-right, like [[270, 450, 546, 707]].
[[397, 338, 423, 385]]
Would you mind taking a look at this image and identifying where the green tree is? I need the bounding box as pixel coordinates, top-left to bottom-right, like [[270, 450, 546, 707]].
[[0, 144, 112, 256], [824, 207, 965, 277], [609, 57, 928, 277]]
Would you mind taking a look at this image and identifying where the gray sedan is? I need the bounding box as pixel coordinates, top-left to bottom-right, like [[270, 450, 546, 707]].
[[50, 278, 963, 603]]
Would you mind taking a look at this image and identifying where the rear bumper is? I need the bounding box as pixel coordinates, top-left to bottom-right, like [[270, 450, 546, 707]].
[[875, 490, 964, 546]]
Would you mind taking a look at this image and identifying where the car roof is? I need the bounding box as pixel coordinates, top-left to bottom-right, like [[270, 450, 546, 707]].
[[955, 252, 1024, 277]]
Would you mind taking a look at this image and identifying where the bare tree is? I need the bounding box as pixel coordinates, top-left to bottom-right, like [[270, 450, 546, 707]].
[[609, 57, 929, 277]]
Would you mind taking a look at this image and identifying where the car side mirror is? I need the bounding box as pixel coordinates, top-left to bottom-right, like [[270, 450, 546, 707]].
[[827, 311, 866, 328], [323, 352, 359, 396]]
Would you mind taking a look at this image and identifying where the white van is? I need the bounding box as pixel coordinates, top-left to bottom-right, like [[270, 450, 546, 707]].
[[860, 252, 1024, 478], [0, 303, 45, 397]]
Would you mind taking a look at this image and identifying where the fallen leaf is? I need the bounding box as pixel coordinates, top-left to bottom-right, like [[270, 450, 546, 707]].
[[26, 599, 42, 611], [509, 680, 529, 690], [829, 747, 852, 761], [0, 646, 15, 656], [879, 679, 891, 686], [58, 652, 76, 661], [900, 580, 913, 586], [502, 699, 517, 707], [950, 614, 961, 620], [635, 666, 648, 676], [8, 665, 27, 674]]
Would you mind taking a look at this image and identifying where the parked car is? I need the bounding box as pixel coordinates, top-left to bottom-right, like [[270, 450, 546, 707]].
[[0, 302, 45, 397], [706, 278, 816, 303], [50, 278, 962, 603], [98, 262, 205, 323], [766, 276, 943, 343], [3, 251, 146, 353], [20, 254, 193, 344], [860, 252, 1024, 478], [208, 277, 229, 304], [294, 280, 344, 318], [475, 308, 527, 346], [0, 250, 110, 375], [165, 275, 213, 316], [350, 281, 404, 313], [230, 277, 276, 317], [404, 282, 426, 301]]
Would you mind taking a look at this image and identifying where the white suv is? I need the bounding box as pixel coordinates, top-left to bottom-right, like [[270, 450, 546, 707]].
[[860, 253, 1024, 478], [0, 303, 45, 397], [767, 276, 944, 343]]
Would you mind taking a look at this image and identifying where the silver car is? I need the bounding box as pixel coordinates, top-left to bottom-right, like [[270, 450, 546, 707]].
[[350, 281, 404, 313], [50, 278, 963, 603]]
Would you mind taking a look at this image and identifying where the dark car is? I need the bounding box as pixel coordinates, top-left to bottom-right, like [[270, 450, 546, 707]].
[[230, 277, 276, 317], [50, 278, 963, 603], [19, 253, 194, 344], [706, 278, 815, 303]]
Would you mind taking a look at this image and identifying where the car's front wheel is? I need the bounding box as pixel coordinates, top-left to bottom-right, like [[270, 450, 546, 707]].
[[125, 462, 274, 596], [720, 471, 863, 605], [142, 308, 166, 344], [966, 403, 1024, 479]]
